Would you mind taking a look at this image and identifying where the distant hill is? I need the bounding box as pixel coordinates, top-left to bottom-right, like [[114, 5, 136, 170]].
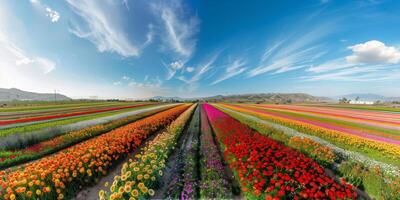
[[0, 88, 71, 101], [339, 93, 400, 102], [150, 93, 331, 103], [202, 93, 331, 103], [149, 96, 186, 102]]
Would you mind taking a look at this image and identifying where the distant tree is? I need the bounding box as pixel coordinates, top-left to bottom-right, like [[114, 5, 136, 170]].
[[339, 97, 349, 104], [355, 96, 360, 101]]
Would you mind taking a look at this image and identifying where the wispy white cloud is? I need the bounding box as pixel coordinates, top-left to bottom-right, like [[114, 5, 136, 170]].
[[151, 0, 199, 58], [0, 22, 56, 90], [122, 76, 130, 80], [163, 59, 185, 80], [248, 22, 332, 77], [142, 24, 155, 48], [346, 40, 400, 64], [128, 76, 163, 89], [45, 7, 60, 22], [180, 53, 219, 85], [211, 59, 247, 85], [113, 81, 122, 85], [122, 0, 129, 10], [307, 58, 356, 73], [305, 40, 400, 82], [66, 0, 139, 57], [30, 0, 60, 23], [302, 66, 400, 82], [186, 67, 194, 73]]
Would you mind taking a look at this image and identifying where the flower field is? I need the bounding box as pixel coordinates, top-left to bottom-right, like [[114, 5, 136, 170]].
[[215, 103, 400, 199], [220, 104, 400, 166], [0, 102, 156, 126], [0, 102, 397, 199], [204, 104, 357, 199], [0, 104, 190, 200], [0, 105, 174, 169]]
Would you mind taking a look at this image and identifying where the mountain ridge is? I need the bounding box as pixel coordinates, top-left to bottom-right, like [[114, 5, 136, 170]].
[[150, 93, 332, 103], [0, 88, 71, 101]]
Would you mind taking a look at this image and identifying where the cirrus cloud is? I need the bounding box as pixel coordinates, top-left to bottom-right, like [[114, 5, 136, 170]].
[[67, 0, 139, 57]]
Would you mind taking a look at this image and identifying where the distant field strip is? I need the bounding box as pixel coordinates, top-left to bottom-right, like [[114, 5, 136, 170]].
[[214, 104, 400, 176], [0, 104, 176, 150], [220, 103, 400, 167], [0, 101, 136, 113], [235, 104, 400, 145], [0, 103, 155, 126], [0, 103, 152, 120], [253, 104, 400, 127]]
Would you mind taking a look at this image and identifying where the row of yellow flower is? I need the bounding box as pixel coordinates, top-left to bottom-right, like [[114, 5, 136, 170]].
[[220, 104, 400, 162], [0, 104, 191, 200], [100, 104, 196, 200], [288, 136, 337, 165]]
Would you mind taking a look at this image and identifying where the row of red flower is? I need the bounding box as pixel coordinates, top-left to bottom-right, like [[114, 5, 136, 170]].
[[203, 104, 357, 200]]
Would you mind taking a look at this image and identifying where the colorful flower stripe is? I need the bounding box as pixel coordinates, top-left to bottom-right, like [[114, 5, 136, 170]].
[[180, 106, 200, 200], [204, 104, 357, 199], [222, 104, 400, 160], [214, 104, 400, 199], [239, 104, 400, 145], [251, 104, 400, 130], [288, 136, 337, 166], [199, 104, 233, 199], [261, 104, 400, 122], [0, 103, 153, 126], [248, 104, 400, 141], [0, 103, 142, 120], [0, 105, 173, 169], [0, 104, 190, 200], [100, 104, 196, 200]]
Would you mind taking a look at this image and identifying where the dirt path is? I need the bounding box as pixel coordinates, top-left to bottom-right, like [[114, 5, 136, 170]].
[[73, 128, 165, 200], [152, 105, 200, 199]]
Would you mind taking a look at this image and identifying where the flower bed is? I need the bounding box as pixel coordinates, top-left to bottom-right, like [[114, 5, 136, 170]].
[[198, 104, 233, 199], [222, 104, 400, 165], [100, 104, 196, 200], [0, 103, 154, 126], [204, 104, 357, 199], [0, 105, 174, 169], [0, 104, 190, 200]]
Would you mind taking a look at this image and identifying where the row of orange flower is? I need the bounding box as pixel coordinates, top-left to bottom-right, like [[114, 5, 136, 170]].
[[100, 104, 196, 200], [0, 104, 190, 200], [0, 106, 172, 169], [221, 104, 400, 162]]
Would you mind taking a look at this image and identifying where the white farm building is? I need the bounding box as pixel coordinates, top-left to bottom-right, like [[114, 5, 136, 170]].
[[349, 100, 374, 105]]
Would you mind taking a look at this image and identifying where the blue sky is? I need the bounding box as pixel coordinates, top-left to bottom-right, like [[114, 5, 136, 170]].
[[1, 0, 400, 99]]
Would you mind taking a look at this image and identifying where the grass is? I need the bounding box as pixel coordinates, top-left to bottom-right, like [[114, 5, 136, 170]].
[[0, 104, 159, 137]]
